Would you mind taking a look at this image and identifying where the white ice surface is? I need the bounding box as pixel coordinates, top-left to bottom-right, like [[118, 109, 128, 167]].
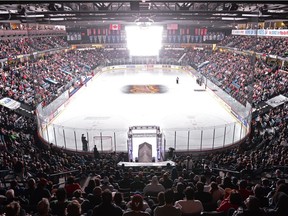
[[43, 68, 247, 152]]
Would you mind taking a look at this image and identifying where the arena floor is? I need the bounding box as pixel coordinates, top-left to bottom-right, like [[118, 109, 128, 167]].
[[44, 67, 247, 153]]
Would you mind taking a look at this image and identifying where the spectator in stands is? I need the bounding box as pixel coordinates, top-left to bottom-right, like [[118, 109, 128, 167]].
[[109, 176, 119, 190], [50, 188, 70, 216], [8, 180, 23, 199], [123, 194, 150, 216], [66, 200, 81, 216], [100, 176, 114, 192], [23, 178, 37, 212], [175, 186, 203, 215], [143, 176, 165, 196], [173, 183, 185, 202], [33, 178, 51, 207], [92, 189, 123, 216], [171, 168, 178, 181], [151, 191, 165, 214], [4, 201, 23, 216], [113, 192, 126, 210], [253, 184, 269, 208], [182, 156, 194, 171], [261, 178, 271, 197], [130, 175, 145, 192], [273, 192, 288, 216], [84, 179, 96, 195], [217, 190, 243, 213], [194, 182, 213, 209], [234, 196, 266, 216], [13, 158, 24, 180], [64, 176, 82, 199], [209, 181, 224, 205], [154, 189, 181, 216], [159, 173, 173, 189], [272, 183, 288, 207], [88, 186, 102, 208], [3, 189, 16, 207], [72, 189, 90, 214], [239, 180, 253, 201], [0, 194, 7, 214], [119, 173, 132, 189], [126, 194, 151, 214], [220, 176, 235, 190], [34, 198, 50, 216]]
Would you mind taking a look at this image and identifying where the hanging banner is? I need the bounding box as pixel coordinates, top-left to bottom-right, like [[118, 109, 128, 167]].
[[98, 35, 102, 43], [167, 24, 178, 30], [110, 24, 121, 30], [186, 35, 190, 43]]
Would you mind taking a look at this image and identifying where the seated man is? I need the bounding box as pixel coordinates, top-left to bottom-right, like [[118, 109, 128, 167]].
[[154, 189, 182, 216], [175, 187, 203, 215]]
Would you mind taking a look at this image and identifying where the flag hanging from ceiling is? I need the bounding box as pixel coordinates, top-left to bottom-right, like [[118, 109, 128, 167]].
[[167, 24, 178, 30], [110, 24, 121, 30]]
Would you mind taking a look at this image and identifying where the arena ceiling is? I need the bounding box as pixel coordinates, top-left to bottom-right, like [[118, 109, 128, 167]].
[[0, 1, 288, 28]]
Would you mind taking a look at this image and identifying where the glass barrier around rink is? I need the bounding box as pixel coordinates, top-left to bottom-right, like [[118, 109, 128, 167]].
[[40, 120, 248, 154], [189, 69, 251, 126], [37, 63, 251, 154], [189, 65, 252, 134], [102, 58, 185, 67]]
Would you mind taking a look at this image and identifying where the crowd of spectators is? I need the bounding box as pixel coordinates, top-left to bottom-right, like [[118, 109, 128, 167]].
[[219, 35, 288, 58], [159, 49, 185, 64], [194, 50, 288, 106], [197, 51, 253, 105], [0, 117, 287, 216], [0, 94, 287, 216], [104, 49, 130, 63], [0, 37, 68, 59], [0, 49, 104, 107], [182, 49, 211, 66], [0, 33, 287, 216]]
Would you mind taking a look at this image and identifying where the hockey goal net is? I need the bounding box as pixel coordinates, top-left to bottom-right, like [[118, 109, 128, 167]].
[[93, 136, 113, 151]]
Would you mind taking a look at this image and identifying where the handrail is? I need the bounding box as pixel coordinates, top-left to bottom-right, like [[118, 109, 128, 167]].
[[211, 168, 240, 175], [48, 169, 79, 178]]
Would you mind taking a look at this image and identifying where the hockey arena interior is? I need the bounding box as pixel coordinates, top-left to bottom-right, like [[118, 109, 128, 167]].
[[0, 1, 288, 216]]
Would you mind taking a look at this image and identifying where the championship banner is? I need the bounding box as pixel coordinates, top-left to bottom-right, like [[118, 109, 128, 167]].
[[167, 24, 178, 30], [0, 97, 21, 110], [266, 94, 288, 108]]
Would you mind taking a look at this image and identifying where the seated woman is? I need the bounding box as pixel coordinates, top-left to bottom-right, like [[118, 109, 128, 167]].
[[233, 196, 266, 216]]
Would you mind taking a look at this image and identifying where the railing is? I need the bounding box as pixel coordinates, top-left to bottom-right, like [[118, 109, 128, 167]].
[[36, 64, 252, 154], [102, 58, 189, 66], [0, 169, 80, 189], [40, 122, 248, 153]]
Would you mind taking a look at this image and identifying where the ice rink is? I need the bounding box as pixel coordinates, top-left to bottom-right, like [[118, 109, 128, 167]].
[[43, 67, 247, 152]]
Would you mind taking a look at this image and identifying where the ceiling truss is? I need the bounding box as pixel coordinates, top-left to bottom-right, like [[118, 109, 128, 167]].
[[0, 1, 287, 27]]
